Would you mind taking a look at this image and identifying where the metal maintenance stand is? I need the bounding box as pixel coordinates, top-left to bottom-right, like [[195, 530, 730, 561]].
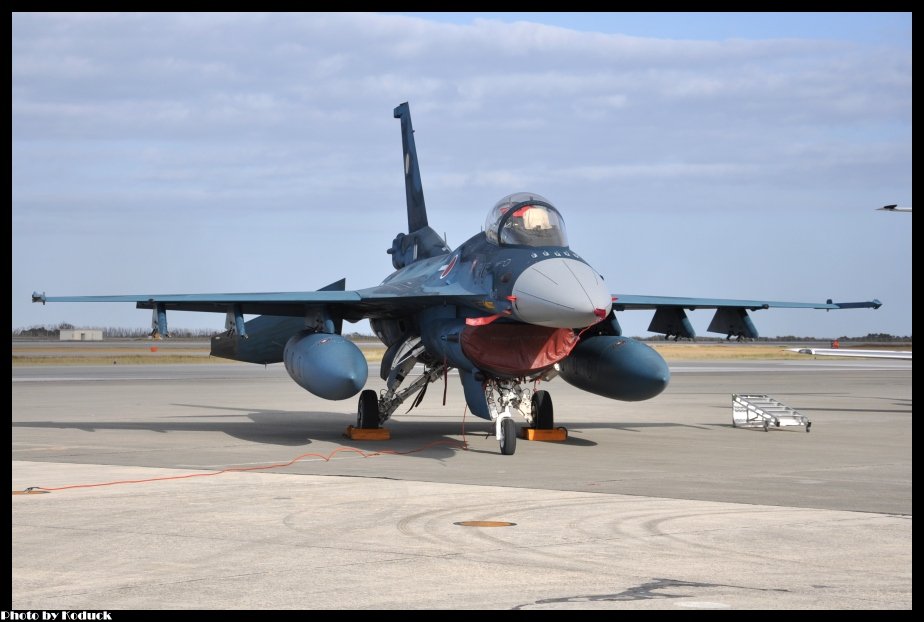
[[732, 394, 812, 432]]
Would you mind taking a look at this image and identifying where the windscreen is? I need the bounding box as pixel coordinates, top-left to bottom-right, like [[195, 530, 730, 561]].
[[484, 192, 568, 248]]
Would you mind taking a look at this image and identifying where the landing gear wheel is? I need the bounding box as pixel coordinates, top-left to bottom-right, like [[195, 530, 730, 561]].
[[357, 389, 380, 429], [532, 390, 554, 430], [499, 417, 517, 455]]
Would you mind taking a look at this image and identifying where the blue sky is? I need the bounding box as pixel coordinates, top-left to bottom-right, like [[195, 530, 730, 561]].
[[12, 12, 911, 338]]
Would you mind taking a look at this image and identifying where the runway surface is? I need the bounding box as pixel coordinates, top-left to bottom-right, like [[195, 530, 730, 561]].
[[12, 359, 912, 609]]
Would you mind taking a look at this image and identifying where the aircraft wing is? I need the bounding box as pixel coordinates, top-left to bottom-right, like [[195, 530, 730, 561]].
[[610, 295, 882, 339], [31, 280, 488, 323], [877, 204, 912, 212], [611, 295, 881, 311], [788, 348, 911, 360]]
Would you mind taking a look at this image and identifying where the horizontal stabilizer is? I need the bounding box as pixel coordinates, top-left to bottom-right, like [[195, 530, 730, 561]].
[[211, 279, 350, 363]]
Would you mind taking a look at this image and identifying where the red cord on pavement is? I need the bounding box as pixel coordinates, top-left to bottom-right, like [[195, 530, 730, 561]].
[[25, 408, 471, 493]]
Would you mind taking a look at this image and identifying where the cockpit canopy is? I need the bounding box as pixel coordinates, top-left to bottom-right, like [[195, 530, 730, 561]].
[[484, 192, 568, 247]]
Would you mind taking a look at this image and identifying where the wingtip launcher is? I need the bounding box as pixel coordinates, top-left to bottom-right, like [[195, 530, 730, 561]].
[[828, 299, 883, 310]]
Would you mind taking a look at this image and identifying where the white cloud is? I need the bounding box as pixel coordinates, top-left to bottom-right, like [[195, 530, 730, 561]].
[[12, 12, 911, 336]]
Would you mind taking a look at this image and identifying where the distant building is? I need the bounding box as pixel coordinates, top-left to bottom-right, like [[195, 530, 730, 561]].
[[59, 329, 103, 341]]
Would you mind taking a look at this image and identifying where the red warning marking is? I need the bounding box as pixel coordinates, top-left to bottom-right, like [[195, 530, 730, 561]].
[[440, 255, 458, 279], [465, 311, 511, 326]]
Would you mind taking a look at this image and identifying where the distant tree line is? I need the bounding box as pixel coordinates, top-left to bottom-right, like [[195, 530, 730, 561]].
[[836, 333, 913, 342], [12, 323, 216, 339], [635, 333, 912, 343], [768, 333, 911, 343], [12, 324, 911, 343]]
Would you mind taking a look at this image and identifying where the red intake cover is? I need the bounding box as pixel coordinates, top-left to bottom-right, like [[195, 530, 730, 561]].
[[460, 324, 579, 377]]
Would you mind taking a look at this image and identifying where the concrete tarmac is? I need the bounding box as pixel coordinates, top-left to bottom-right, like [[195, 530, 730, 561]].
[[12, 359, 912, 609]]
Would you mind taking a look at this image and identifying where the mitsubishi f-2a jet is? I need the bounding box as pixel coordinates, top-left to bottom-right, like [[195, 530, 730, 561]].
[[32, 103, 882, 455]]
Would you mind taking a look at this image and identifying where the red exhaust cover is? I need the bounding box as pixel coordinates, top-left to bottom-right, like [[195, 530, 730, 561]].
[[460, 324, 579, 377]]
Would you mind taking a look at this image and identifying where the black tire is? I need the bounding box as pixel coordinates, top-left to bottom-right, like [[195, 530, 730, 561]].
[[499, 417, 517, 455], [357, 389, 380, 429], [532, 390, 554, 430]]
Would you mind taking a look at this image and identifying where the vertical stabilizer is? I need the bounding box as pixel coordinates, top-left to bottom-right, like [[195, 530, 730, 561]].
[[394, 102, 428, 232]]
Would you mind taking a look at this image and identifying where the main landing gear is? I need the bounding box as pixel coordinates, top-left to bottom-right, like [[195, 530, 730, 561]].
[[357, 390, 380, 429], [531, 390, 554, 430], [356, 336, 445, 431]]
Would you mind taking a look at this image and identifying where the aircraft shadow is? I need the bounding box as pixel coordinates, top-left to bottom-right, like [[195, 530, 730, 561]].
[[793, 407, 912, 414], [11, 413, 320, 447], [564, 422, 713, 432], [707, 404, 912, 415], [169, 403, 604, 447], [12, 401, 611, 458], [701, 423, 804, 431], [12, 403, 471, 460]]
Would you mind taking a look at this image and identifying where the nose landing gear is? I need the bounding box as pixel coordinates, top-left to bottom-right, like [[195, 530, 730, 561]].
[[497, 416, 517, 455], [485, 379, 561, 455]]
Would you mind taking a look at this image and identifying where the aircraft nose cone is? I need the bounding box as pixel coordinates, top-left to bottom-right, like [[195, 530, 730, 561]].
[[511, 257, 612, 328]]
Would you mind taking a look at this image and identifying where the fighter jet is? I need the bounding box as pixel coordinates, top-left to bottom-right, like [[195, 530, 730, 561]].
[[877, 205, 912, 213], [32, 103, 882, 455]]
